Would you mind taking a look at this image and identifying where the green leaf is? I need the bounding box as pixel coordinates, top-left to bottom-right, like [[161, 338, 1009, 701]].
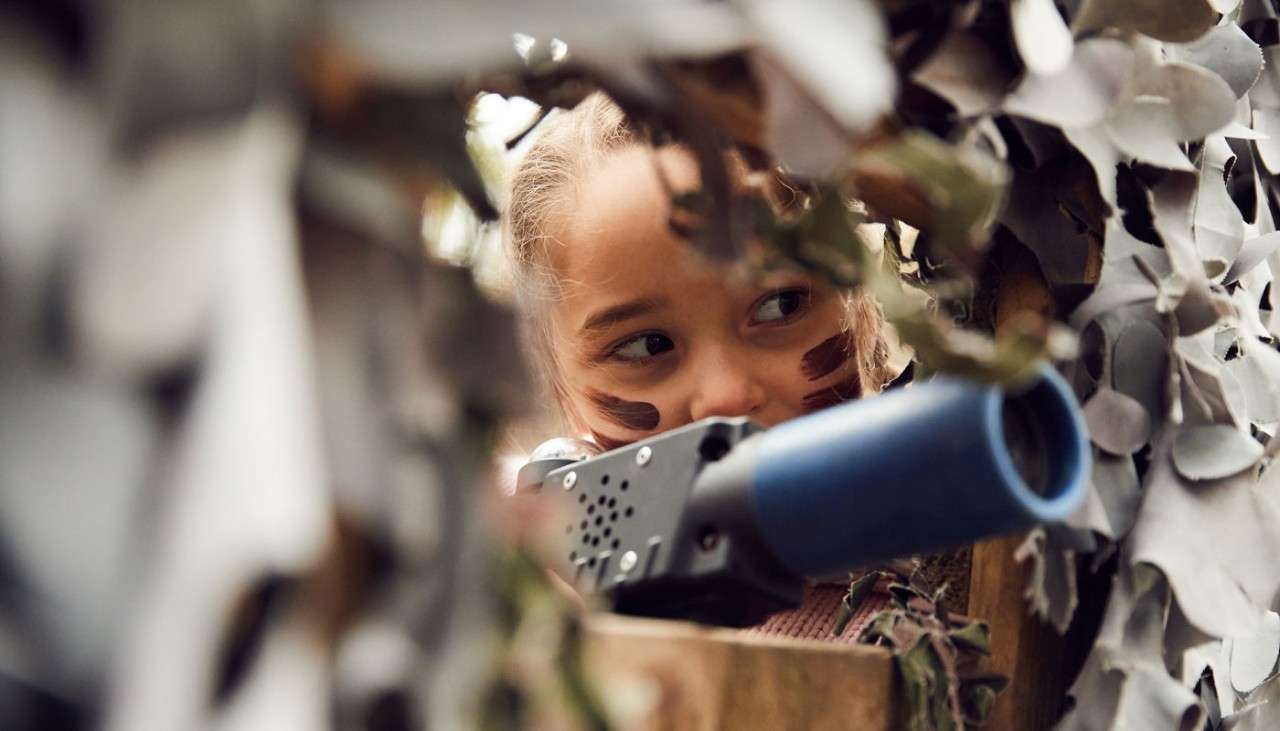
[[859, 610, 903, 648], [898, 639, 943, 731], [832, 571, 881, 637], [853, 131, 1009, 261], [962, 683, 998, 724], [888, 582, 930, 609], [947, 621, 993, 656]]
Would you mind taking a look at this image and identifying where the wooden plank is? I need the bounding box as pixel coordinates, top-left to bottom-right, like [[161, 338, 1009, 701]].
[[585, 614, 899, 731], [967, 534, 1071, 731]]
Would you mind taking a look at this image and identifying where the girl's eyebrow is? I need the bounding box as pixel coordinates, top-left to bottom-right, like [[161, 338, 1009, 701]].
[[578, 297, 668, 335]]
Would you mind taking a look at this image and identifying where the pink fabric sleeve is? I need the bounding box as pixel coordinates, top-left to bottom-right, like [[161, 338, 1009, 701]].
[[740, 582, 890, 645]]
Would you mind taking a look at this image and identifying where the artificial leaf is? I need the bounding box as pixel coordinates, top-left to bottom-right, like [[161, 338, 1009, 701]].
[[752, 51, 852, 179], [745, 0, 894, 134], [1058, 565, 1177, 728], [1249, 45, 1280, 105], [1224, 231, 1280, 283], [1059, 647, 1125, 729], [832, 571, 880, 637], [947, 621, 992, 656], [1091, 451, 1143, 541], [1113, 662, 1207, 731], [999, 160, 1103, 285], [1227, 338, 1280, 423], [1150, 172, 1212, 297], [1084, 387, 1154, 456], [1175, 277, 1234, 336], [1233, 285, 1275, 344], [1004, 37, 1133, 128], [1067, 225, 1163, 329], [912, 32, 1011, 117], [1010, 0, 1073, 77], [898, 638, 952, 731], [1251, 107, 1280, 174], [1228, 610, 1280, 693], [1112, 319, 1169, 427], [857, 569, 1006, 729], [1014, 526, 1079, 634], [1193, 135, 1248, 266], [1106, 98, 1197, 171], [1177, 334, 1249, 427], [1167, 23, 1265, 99], [860, 610, 902, 648], [854, 131, 1009, 257], [1225, 671, 1280, 729], [960, 681, 999, 724], [1130, 55, 1240, 143], [74, 126, 225, 376], [1068, 473, 1113, 542], [1172, 424, 1265, 480], [0, 361, 155, 674], [1073, 0, 1218, 43], [1062, 123, 1120, 209], [1130, 435, 1280, 639]]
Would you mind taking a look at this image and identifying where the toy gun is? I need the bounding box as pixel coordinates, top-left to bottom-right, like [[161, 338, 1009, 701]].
[[517, 364, 1090, 627]]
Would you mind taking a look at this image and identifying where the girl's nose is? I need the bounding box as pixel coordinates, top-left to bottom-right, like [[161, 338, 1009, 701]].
[[689, 348, 766, 421]]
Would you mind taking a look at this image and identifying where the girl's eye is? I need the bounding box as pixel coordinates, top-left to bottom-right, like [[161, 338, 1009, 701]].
[[612, 333, 675, 362], [752, 288, 810, 325]]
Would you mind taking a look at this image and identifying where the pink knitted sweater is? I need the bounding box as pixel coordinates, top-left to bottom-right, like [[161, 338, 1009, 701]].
[[741, 582, 890, 644]]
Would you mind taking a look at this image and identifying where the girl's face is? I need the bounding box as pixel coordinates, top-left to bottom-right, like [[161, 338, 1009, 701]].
[[546, 145, 865, 449]]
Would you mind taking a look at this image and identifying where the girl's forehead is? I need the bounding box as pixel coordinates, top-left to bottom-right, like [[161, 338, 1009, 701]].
[[553, 146, 693, 258], [549, 146, 787, 310]]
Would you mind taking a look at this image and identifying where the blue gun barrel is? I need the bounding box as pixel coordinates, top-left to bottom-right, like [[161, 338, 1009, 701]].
[[746, 363, 1090, 577]]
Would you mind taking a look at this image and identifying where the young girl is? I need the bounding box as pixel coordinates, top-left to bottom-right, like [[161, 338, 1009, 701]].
[[503, 93, 905, 640], [506, 94, 893, 449]]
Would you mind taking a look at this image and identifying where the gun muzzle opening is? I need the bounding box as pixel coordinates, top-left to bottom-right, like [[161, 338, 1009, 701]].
[[995, 370, 1088, 507], [1001, 397, 1048, 496]]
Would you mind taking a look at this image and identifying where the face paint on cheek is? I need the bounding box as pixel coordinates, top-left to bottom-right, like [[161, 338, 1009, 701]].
[[801, 331, 855, 381], [801, 372, 862, 413], [587, 390, 661, 431]]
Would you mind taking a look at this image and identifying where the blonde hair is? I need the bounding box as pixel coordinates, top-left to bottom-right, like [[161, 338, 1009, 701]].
[[504, 93, 893, 423]]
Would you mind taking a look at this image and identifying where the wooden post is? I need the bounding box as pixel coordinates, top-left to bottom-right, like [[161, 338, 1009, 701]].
[[966, 534, 1072, 731]]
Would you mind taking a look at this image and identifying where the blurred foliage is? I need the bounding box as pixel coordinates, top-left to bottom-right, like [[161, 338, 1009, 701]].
[[481, 548, 610, 731], [840, 572, 1007, 731]]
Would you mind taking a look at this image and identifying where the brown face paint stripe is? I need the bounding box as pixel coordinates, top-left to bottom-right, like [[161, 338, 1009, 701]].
[[801, 331, 855, 381], [802, 372, 862, 412], [590, 431, 631, 452], [587, 390, 661, 431]]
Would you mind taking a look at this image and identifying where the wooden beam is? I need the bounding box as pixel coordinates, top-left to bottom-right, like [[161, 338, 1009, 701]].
[[967, 535, 1071, 731], [585, 614, 900, 730]]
